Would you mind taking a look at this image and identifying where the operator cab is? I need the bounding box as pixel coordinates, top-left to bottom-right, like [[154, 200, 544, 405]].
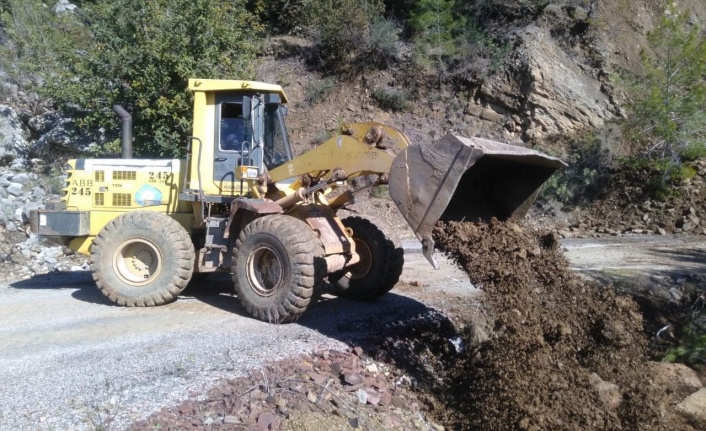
[[188, 79, 294, 198]]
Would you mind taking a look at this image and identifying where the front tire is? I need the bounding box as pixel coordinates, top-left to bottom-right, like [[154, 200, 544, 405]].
[[90, 212, 195, 306], [328, 216, 404, 300], [232, 215, 325, 323]]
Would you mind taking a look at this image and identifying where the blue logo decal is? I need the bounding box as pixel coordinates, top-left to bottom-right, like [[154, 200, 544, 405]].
[[135, 185, 163, 206]]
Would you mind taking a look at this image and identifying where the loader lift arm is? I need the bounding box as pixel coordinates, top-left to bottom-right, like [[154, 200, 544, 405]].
[[267, 122, 411, 185]]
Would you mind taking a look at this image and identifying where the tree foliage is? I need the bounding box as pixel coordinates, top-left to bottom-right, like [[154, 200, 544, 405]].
[[409, 0, 510, 78], [4, 0, 260, 158], [410, 0, 466, 66], [625, 0, 706, 162], [1, 0, 86, 90]]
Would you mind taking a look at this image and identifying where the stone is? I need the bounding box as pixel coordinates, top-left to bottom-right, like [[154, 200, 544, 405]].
[[10, 173, 29, 184], [54, 0, 77, 14], [676, 388, 706, 427], [343, 372, 363, 386], [365, 363, 379, 374], [355, 388, 368, 404], [223, 415, 240, 424], [7, 183, 23, 197], [588, 373, 622, 411], [391, 395, 406, 409], [648, 362, 703, 400], [364, 388, 381, 405]]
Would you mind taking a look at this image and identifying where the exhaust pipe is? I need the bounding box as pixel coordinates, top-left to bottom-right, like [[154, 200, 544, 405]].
[[113, 105, 132, 159]]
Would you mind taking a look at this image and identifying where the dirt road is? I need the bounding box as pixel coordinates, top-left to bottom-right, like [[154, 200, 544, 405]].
[[0, 235, 702, 431]]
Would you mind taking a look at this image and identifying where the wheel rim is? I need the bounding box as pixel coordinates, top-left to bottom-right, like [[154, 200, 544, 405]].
[[247, 244, 284, 297], [348, 238, 372, 280], [113, 238, 163, 286]]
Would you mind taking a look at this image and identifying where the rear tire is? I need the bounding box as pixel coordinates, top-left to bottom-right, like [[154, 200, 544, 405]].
[[232, 215, 325, 323], [329, 216, 404, 300], [90, 212, 195, 306]]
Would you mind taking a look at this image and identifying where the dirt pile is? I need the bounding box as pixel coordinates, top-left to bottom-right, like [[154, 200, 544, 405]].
[[432, 220, 695, 430]]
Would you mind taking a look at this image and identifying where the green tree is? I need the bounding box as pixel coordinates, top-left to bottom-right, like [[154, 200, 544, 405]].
[[625, 0, 706, 161], [43, 0, 260, 157], [409, 0, 466, 73]]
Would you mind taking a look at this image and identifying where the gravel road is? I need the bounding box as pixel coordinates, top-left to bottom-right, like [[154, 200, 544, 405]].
[[0, 248, 474, 431], [0, 235, 702, 431]]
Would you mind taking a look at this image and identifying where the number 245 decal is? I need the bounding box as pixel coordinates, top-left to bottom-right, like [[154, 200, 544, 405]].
[[71, 187, 91, 196], [149, 171, 173, 183]]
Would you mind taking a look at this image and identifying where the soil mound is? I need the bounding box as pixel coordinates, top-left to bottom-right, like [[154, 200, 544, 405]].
[[433, 220, 694, 430]]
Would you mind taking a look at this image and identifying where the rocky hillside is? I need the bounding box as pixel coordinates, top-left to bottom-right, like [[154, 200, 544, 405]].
[[272, 0, 706, 154], [1, 0, 706, 233]]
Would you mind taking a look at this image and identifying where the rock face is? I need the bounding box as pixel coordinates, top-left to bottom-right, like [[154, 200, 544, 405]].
[[0, 161, 60, 233], [471, 31, 616, 143], [0, 105, 28, 161]]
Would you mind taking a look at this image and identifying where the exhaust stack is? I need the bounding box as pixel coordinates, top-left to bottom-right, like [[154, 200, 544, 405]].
[[113, 105, 132, 159]]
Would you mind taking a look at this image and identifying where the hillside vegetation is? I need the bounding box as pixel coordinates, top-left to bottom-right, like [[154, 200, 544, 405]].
[[0, 0, 705, 203]]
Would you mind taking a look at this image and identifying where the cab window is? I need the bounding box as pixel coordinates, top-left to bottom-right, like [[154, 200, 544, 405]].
[[263, 104, 290, 169], [219, 103, 247, 152]]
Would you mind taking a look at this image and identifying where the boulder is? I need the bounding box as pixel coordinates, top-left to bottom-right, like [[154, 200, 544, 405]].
[[54, 0, 77, 14], [7, 183, 24, 197], [648, 362, 703, 400], [32, 118, 91, 155], [676, 388, 706, 427]]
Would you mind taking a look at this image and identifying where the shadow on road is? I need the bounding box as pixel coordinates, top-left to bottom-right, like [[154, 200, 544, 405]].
[[647, 246, 706, 268]]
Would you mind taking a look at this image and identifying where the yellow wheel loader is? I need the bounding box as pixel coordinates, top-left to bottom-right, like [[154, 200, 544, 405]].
[[30, 79, 565, 323]]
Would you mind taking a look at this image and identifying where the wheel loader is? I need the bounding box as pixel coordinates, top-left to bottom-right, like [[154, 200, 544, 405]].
[[30, 78, 565, 323]]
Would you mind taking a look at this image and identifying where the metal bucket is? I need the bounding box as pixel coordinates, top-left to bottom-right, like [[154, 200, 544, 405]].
[[388, 133, 567, 267]]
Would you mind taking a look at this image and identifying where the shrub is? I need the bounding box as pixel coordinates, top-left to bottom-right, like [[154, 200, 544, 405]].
[[370, 184, 390, 199], [372, 87, 410, 111], [619, 156, 698, 200], [304, 78, 335, 105], [539, 136, 612, 205], [0, 0, 87, 90], [305, 0, 399, 76], [662, 293, 706, 368], [409, 0, 511, 78]]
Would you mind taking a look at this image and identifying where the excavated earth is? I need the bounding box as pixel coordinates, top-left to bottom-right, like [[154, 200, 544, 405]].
[[124, 218, 704, 431], [431, 220, 697, 431]]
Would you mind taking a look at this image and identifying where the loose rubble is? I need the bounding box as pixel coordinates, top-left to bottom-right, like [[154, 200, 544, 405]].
[[131, 347, 443, 431], [559, 160, 706, 238]]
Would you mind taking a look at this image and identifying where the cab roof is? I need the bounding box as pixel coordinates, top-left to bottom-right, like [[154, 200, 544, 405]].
[[188, 78, 288, 103]]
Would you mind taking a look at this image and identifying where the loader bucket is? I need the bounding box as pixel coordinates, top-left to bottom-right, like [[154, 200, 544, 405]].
[[388, 133, 567, 268]]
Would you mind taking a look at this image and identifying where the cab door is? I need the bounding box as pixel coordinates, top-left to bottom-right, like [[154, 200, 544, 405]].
[[213, 94, 262, 196]]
